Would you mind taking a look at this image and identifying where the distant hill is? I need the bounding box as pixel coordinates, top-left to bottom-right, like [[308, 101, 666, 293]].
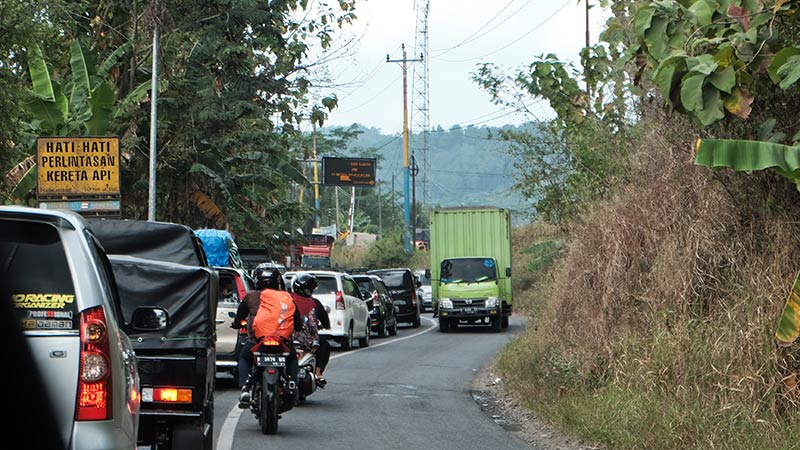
[[321, 124, 535, 223]]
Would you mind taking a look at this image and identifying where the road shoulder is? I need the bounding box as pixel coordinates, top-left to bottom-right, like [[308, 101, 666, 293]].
[[471, 360, 600, 450]]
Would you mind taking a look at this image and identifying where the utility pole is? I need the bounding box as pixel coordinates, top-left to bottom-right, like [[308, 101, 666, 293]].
[[147, 19, 159, 221], [391, 174, 395, 231], [411, 154, 418, 250], [312, 122, 321, 228], [378, 182, 383, 238], [387, 43, 422, 254], [334, 187, 341, 235]]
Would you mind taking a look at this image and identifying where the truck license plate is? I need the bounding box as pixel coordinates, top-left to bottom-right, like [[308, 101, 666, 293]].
[[256, 355, 285, 367], [463, 308, 475, 313]]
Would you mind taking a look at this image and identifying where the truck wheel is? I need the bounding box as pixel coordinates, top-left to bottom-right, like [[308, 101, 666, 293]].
[[438, 318, 449, 333], [490, 315, 502, 332], [501, 314, 509, 329]]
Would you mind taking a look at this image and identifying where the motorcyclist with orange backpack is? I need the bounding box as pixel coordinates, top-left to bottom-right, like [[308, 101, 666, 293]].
[[233, 266, 302, 407]]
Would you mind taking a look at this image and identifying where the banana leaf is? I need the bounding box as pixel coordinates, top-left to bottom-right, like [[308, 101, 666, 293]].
[[69, 41, 91, 114], [776, 271, 800, 347], [694, 138, 800, 187], [28, 45, 54, 101], [86, 82, 116, 136], [6, 156, 37, 201]]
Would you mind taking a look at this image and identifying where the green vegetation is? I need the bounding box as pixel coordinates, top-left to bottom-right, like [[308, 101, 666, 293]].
[[482, 1, 800, 449]]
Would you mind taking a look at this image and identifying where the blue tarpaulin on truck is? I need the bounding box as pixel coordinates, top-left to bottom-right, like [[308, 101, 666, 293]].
[[194, 229, 242, 267]]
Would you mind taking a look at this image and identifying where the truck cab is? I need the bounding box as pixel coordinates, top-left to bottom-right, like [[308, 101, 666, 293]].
[[436, 257, 506, 332]]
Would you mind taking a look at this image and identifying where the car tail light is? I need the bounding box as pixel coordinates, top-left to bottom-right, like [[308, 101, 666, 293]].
[[372, 291, 379, 310], [142, 387, 193, 404], [335, 291, 345, 310], [76, 306, 112, 421], [411, 288, 418, 306]]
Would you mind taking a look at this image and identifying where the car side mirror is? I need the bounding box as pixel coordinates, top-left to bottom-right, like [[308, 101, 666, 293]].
[[505, 267, 511, 277], [131, 307, 168, 331], [365, 299, 374, 310], [416, 280, 422, 288], [228, 311, 236, 318]]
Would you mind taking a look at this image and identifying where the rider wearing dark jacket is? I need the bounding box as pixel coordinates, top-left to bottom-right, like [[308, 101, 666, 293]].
[[233, 267, 302, 407], [290, 272, 331, 387]]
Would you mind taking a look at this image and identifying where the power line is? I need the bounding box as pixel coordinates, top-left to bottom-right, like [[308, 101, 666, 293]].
[[431, 0, 537, 58], [434, 0, 572, 63]]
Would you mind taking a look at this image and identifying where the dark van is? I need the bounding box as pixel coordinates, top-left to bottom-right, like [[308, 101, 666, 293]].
[[367, 268, 421, 328]]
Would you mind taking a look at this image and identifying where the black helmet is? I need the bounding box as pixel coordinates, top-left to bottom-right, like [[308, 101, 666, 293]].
[[292, 272, 318, 297], [254, 266, 283, 291]]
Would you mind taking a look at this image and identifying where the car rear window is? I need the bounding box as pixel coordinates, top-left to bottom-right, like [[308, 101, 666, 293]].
[[354, 278, 372, 293], [316, 276, 339, 295], [373, 270, 412, 289], [0, 219, 78, 331]]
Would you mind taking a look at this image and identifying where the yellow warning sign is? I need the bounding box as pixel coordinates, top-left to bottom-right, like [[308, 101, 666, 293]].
[[37, 137, 120, 196]]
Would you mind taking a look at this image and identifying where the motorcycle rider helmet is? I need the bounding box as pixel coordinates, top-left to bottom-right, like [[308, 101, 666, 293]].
[[292, 272, 318, 297], [253, 266, 284, 291]]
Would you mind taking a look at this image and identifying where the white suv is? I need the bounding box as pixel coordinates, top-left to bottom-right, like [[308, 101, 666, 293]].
[[285, 270, 371, 350]]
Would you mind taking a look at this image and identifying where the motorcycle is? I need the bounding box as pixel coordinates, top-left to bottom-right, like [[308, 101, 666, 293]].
[[245, 336, 297, 434], [295, 340, 319, 403]]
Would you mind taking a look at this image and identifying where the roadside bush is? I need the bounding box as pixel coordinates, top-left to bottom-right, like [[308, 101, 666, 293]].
[[497, 108, 800, 449]]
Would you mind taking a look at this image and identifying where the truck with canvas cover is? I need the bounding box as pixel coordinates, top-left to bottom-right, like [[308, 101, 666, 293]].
[[194, 228, 243, 268], [429, 207, 512, 332], [88, 219, 217, 450]]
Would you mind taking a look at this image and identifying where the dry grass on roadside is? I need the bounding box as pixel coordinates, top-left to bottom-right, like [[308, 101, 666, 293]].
[[496, 116, 800, 449]]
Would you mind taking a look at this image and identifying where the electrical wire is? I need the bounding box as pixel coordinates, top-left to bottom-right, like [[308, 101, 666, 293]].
[[431, 0, 539, 58], [430, 0, 520, 54], [434, 0, 572, 63]]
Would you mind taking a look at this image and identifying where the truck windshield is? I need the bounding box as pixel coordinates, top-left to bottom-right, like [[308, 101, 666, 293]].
[[440, 258, 497, 284], [302, 255, 330, 268]]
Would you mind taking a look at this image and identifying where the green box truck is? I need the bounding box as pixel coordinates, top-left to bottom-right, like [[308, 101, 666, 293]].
[[430, 207, 512, 332]]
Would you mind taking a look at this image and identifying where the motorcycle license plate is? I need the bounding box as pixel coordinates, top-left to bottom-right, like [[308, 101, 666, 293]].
[[256, 354, 286, 367]]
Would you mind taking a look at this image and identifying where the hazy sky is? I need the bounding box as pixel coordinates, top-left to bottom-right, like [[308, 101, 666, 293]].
[[311, 0, 610, 134]]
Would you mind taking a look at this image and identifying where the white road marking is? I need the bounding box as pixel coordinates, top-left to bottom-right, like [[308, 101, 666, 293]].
[[216, 316, 437, 450]]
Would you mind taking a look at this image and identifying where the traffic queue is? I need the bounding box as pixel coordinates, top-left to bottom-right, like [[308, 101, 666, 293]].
[[3, 205, 424, 449]]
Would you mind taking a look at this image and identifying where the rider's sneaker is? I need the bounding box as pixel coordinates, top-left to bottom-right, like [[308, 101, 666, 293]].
[[238, 389, 251, 409], [316, 376, 327, 389]]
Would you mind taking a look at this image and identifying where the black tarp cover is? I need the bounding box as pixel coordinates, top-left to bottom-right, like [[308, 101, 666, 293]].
[[88, 219, 207, 266], [109, 255, 217, 350]]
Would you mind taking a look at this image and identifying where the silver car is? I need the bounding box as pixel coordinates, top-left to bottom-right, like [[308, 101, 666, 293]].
[[1, 206, 140, 450]]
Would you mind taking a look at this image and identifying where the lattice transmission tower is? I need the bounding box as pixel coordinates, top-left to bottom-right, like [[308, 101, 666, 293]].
[[412, 0, 430, 204]]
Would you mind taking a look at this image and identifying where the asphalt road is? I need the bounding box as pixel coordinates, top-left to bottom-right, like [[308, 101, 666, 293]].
[[213, 314, 530, 450]]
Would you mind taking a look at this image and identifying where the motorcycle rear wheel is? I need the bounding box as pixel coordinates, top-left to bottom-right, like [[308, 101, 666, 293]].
[[259, 376, 279, 435]]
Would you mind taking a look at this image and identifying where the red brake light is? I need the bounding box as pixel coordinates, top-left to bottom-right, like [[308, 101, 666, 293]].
[[262, 338, 282, 346], [77, 306, 111, 421], [335, 291, 345, 310]]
